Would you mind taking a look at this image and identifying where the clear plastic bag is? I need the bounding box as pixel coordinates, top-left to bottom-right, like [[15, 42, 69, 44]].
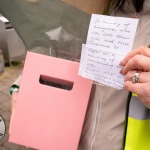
[[46, 26, 82, 61]]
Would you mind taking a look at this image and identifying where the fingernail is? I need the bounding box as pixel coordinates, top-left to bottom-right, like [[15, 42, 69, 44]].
[[120, 69, 125, 75], [119, 62, 122, 66], [120, 60, 125, 66], [120, 69, 123, 74]]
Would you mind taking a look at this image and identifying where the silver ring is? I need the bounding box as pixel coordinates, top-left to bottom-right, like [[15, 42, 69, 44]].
[[131, 72, 140, 83]]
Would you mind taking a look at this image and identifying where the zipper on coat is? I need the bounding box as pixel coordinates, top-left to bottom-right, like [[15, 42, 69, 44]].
[[90, 86, 104, 150]]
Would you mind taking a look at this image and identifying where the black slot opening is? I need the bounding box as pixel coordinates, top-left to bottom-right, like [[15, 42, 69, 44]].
[[39, 75, 73, 90]]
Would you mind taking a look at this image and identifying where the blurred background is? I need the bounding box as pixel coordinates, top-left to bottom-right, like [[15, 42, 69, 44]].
[[0, 14, 32, 150]]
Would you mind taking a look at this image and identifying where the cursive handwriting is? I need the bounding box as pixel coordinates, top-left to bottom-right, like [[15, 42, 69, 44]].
[[87, 14, 139, 54], [79, 14, 139, 89]]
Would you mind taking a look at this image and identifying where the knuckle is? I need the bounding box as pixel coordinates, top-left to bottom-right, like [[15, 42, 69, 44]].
[[138, 85, 150, 98], [124, 81, 131, 90], [133, 55, 141, 61], [132, 55, 141, 65], [125, 71, 133, 80], [139, 46, 150, 55], [139, 46, 146, 52]]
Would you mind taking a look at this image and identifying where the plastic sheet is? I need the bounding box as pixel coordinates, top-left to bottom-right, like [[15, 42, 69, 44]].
[[46, 26, 82, 61], [0, 0, 91, 61]]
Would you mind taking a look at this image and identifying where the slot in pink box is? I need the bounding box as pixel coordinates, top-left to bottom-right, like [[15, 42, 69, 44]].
[[9, 52, 92, 150]]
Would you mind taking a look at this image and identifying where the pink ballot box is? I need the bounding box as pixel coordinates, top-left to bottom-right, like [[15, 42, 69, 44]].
[[9, 52, 92, 150]]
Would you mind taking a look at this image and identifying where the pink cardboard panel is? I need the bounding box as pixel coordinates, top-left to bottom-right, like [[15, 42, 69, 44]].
[[9, 52, 92, 150]]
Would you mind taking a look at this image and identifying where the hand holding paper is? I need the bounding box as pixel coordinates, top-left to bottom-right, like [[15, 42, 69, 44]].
[[79, 14, 139, 90]]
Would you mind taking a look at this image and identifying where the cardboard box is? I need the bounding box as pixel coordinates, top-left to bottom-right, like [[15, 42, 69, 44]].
[[9, 52, 92, 150]]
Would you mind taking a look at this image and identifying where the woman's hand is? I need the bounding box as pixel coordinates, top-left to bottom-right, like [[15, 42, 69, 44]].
[[11, 92, 19, 112], [120, 46, 150, 108]]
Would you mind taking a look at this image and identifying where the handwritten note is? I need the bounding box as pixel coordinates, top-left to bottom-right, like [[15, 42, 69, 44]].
[[79, 14, 139, 90]]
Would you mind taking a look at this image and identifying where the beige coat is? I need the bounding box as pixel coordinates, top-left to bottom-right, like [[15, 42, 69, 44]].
[[79, 0, 150, 150]]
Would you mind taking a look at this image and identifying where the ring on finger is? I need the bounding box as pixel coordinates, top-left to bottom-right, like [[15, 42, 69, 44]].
[[131, 72, 140, 83]]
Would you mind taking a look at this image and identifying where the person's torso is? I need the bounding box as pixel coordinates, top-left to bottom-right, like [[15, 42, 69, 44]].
[[79, 0, 150, 150]]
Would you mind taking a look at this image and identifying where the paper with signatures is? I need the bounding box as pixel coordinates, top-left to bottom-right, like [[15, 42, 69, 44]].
[[79, 14, 139, 90]]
